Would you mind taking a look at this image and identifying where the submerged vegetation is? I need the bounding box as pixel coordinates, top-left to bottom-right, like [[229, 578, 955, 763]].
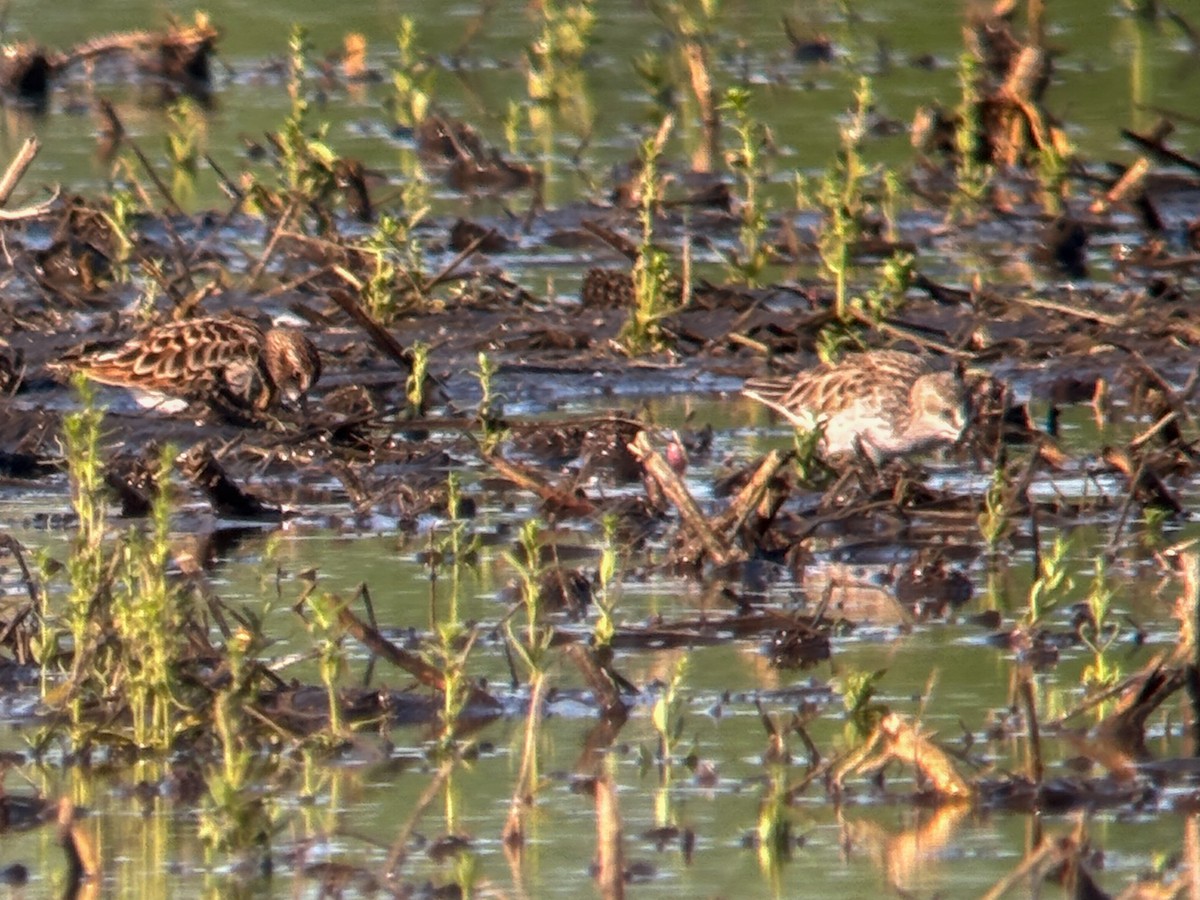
[[0, 0, 1195, 895]]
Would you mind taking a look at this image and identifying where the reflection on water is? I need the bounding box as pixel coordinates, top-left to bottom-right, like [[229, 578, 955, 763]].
[[0, 382, 1195, 894], [1, 1, 1194, 219], [0, 0, 1197, 895]]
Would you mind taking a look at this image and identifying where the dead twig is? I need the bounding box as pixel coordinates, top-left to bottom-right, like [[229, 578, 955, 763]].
[[1015, 663, 1043, 784], [834, 712, 973, 800], [113, 112, 186, 218], [1121, 124, 1200, 176], [247, 199, 300, 284], [711, 449, 792, 537], [483, 450, 596, 516], [335, 602, 442, 686], [0, 136, 40, 207], [0, 191, 59, 220], [628, 431, 741, 566], [421, 227, 495, 294], [1089, 156, 1150, 214]]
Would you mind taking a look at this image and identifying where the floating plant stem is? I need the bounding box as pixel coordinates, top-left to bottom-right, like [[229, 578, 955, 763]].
[[271, 24, 340, 208], [362, 217, 400, 323], [842, 668, 888, 741], [281, 25, 314, 193], [101, 188, 139, 284], [201, 628, 281, 857], [432, 619, 477, 752], [502, 99, 525, 156], [756, 770, 792, 873], [790, 424, 826, 486], [859, 251, 914, 324], [504, 518, 552, 673], [809, 75, 906, 343], [1141, 505, 1169, 552], [427, 481, 481, 750], [1037, 138, 1071, 215], [814, 250, 912, 361]]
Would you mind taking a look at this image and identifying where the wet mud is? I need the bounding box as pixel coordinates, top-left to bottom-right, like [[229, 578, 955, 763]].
[[0, 3, 1198, 895]]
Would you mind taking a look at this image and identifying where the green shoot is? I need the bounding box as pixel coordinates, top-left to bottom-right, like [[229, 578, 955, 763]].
[[391, 18, 434, 129], [952, 52, 991, 216], [475, 352, 506, 453], [1026, 533, 1073, 628], [620, 117, 679, 355], [720, 86, 772, 286], [978, 466, 1011, 551], [1080, 557, 1121, 695]]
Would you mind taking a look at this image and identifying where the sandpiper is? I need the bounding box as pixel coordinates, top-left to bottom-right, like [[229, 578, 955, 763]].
[[742, 349, 968, 462], [66, 315, 321, 413]]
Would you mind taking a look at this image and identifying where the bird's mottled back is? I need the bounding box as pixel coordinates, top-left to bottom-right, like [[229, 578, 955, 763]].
[[68, 315, 321, 412], [743, 349, 969, 461], [80, 317, 263, 389]]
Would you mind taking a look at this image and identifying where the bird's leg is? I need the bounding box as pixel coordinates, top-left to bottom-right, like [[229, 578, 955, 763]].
[[852, 434, 882, 479]]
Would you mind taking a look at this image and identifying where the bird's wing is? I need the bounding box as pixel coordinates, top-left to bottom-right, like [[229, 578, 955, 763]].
[[77, 317, 264, 389]]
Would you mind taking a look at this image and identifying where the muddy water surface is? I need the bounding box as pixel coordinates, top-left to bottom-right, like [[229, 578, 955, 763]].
[[0, 0, 1196, 897]]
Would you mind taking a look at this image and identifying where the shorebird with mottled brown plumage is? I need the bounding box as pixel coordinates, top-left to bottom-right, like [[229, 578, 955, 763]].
[[742, 349, 968, 462], [63, 315, 321, 414]]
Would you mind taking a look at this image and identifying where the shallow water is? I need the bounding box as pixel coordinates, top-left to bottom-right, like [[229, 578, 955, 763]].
[[5, 0, 1197, 214], [0, 0, 1198, 896], [1, 397, 1197, 896]]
